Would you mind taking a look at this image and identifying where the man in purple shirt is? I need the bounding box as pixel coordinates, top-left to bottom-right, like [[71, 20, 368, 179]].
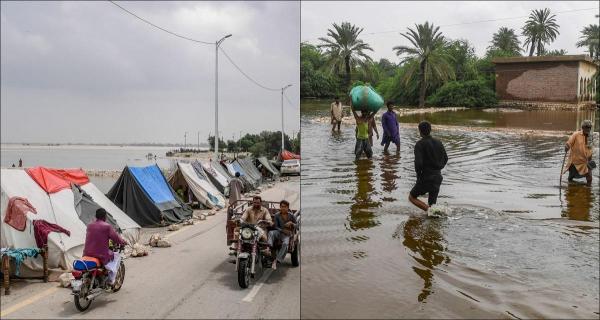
[[380, 101, 400, 153], [83, 208, 127, 267]]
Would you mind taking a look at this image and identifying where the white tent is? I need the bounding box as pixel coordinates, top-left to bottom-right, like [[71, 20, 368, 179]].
[[1, 168, 141, 274], [169, 162, 226, 209]]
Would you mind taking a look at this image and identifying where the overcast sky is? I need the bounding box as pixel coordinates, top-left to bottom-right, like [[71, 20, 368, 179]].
[[1, 1, 299, 144], [301, 1, 598, 61]]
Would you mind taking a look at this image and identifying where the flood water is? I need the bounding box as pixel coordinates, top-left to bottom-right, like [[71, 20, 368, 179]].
[[300, 100, 599, 319]]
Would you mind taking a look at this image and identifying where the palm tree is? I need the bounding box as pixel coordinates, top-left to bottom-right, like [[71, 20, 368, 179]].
[[318, 22, 374, 88], [488, 27, 521, 55], [393, 22, 455, 107], [522, 8, 560, 56], [576, 24, 599, 61]]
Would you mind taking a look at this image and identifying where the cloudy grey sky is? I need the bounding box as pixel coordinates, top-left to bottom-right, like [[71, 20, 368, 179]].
[[302, 1, 598, 61], [1, 1, 299, 144]]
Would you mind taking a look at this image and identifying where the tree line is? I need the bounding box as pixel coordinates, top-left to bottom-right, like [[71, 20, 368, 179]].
[[301, 8, 600, 107], [207, 131, 300, 159]]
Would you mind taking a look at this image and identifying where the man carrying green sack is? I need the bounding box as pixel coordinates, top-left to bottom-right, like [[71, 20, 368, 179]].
[[351, 105, 375, 160]]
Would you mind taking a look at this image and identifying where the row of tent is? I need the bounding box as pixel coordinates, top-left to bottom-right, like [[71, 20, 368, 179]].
[[0, 154, 290, 274]]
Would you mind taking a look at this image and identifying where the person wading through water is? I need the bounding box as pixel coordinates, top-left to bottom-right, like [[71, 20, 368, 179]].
[[381, 101, 400, 153], [352, 105, 376, 161], [408, 121, 448, 213], [331, 96, 343, 132], [563, 120, 595, 186]]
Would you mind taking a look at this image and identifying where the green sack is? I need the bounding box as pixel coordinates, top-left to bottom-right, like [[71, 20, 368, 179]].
[[349, 85, 384, 112]]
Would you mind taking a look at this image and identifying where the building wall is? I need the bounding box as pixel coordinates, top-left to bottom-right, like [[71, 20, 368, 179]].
[[577, 62, 597, 102], [495, 61, 579, 103]]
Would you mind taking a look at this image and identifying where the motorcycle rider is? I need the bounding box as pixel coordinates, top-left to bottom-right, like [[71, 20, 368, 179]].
[[240, 196, 273, 243], [82, 208, 128, 286], [268, 200, 296, 270]]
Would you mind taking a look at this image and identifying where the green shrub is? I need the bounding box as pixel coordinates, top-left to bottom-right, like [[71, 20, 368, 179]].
[[426, 80, 498, 108]]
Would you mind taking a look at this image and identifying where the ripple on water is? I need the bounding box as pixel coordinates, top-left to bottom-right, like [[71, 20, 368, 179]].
[[301, 116, 599, 318]]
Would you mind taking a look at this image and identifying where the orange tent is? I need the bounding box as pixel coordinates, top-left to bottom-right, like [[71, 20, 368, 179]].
[[280, 150, 300, 160], [26, 167, 89, 194]]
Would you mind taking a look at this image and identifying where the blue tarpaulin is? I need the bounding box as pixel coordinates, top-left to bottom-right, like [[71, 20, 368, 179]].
[[129, 165, 175, 205]]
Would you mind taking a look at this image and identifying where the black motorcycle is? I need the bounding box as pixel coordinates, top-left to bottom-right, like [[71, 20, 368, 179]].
[[236, 220, 271, 288]]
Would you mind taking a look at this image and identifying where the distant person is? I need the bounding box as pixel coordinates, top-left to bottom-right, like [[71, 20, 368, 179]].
[[408, 121, 448, 213], [228, 172, 244, 208], [11, 163, 15, 168], [351, 105, 376, 160], [331, 96, 343, 132], [18, 158, 22, 167], [381, 102, 400, 153], [563, 120, 595, 186]]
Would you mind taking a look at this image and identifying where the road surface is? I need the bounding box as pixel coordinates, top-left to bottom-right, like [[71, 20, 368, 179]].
[[1, 178, 300, 319]]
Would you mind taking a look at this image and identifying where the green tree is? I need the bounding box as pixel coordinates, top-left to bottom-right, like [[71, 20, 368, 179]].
[[207, 136, 226, 149], [576, 24, 599, 61], [488, 27, 521, 56], [318, 22, 374, 89], [540, 48, 568, 56], [522, 8, 560, 57], [300, 43, 339, 97], [393, 22, 455, 107], [444, 39, 478, 81]]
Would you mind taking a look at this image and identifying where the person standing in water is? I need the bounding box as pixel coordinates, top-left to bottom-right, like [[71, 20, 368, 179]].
[[408, 121, 448, 212], [368, 115, 379, 147], [351, 105, 375, 160], [381, 101, 400, 153], [18, 158, 23, 167], [563, 120, 595, 186], [330, 96, 343, 132]]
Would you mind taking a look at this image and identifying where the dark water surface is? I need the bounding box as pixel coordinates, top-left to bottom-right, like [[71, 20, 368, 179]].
[[300, 103, 599, 319]]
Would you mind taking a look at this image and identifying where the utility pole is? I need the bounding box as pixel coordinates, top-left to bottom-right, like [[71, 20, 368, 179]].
[[214, 34, 232, 161], [280, 84, 292, 154], [197, 131, 200, 151], [184, 131, 188, 149]]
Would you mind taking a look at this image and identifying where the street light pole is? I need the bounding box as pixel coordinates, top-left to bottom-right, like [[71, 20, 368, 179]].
[[214, 34, 232, 161], [184, 131, 188, 149], [281, 84, 292, 154]]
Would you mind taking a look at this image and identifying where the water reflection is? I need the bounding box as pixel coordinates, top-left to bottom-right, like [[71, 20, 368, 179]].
[[379, 152, 401, 198], [347, 159, 381, 231], [401, 216, 450, 302], [563, 183, 596, 221]]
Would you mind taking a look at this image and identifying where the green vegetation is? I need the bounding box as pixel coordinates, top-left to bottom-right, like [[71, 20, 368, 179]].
[[577, 24, 599, 61], [208, 131, 300, 158], [522, 8, 560, 57], [301, 9, 596, 108]]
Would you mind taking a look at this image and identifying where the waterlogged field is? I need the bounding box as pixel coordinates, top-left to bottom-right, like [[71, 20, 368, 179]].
[[300, 101, 599, 319]]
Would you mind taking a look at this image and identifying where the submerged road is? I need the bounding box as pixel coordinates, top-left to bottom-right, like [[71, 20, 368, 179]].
[[1, 177, 300, 319]]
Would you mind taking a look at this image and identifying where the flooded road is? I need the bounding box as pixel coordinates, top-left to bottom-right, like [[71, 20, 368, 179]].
[[300, 101, 599, 319]]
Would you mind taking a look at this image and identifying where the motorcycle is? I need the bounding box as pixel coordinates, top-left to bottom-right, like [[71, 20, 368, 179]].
[[236, 220, 270, 289], [70, 245, 126, 311]]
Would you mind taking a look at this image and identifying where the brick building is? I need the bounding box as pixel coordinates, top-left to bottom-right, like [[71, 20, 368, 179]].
[[492, 55, 598, 109]]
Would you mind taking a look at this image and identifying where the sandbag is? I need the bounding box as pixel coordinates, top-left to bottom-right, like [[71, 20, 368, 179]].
[[350, 85, 384, 112]]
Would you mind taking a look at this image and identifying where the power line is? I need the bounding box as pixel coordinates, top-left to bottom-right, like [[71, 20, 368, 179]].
[[302, 7, 598, 42], [109, 1, 290, 94], [108, 1, 213, 45], [219, 46, 281, 91]]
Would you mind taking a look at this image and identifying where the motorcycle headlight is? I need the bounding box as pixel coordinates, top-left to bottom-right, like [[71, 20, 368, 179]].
[[241, 228, 253, 240]]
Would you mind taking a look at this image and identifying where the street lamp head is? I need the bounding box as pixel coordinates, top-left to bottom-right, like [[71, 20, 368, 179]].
[[224, 34, 232, 39], [283, 84, 293, 90]]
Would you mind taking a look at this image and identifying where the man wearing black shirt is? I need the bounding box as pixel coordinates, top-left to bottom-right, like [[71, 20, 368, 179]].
[[409, 121, 448, 212]]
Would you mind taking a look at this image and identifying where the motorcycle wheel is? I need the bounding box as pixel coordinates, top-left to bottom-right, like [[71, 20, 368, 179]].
[[238, 259, 250, 289], [291, 242, 300, 267], [74, 278, 93, 311], [112, 261, 126, 292]]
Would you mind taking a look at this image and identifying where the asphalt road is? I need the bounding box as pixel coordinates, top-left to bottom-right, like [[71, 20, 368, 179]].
[[1, 177, 300, 319]]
